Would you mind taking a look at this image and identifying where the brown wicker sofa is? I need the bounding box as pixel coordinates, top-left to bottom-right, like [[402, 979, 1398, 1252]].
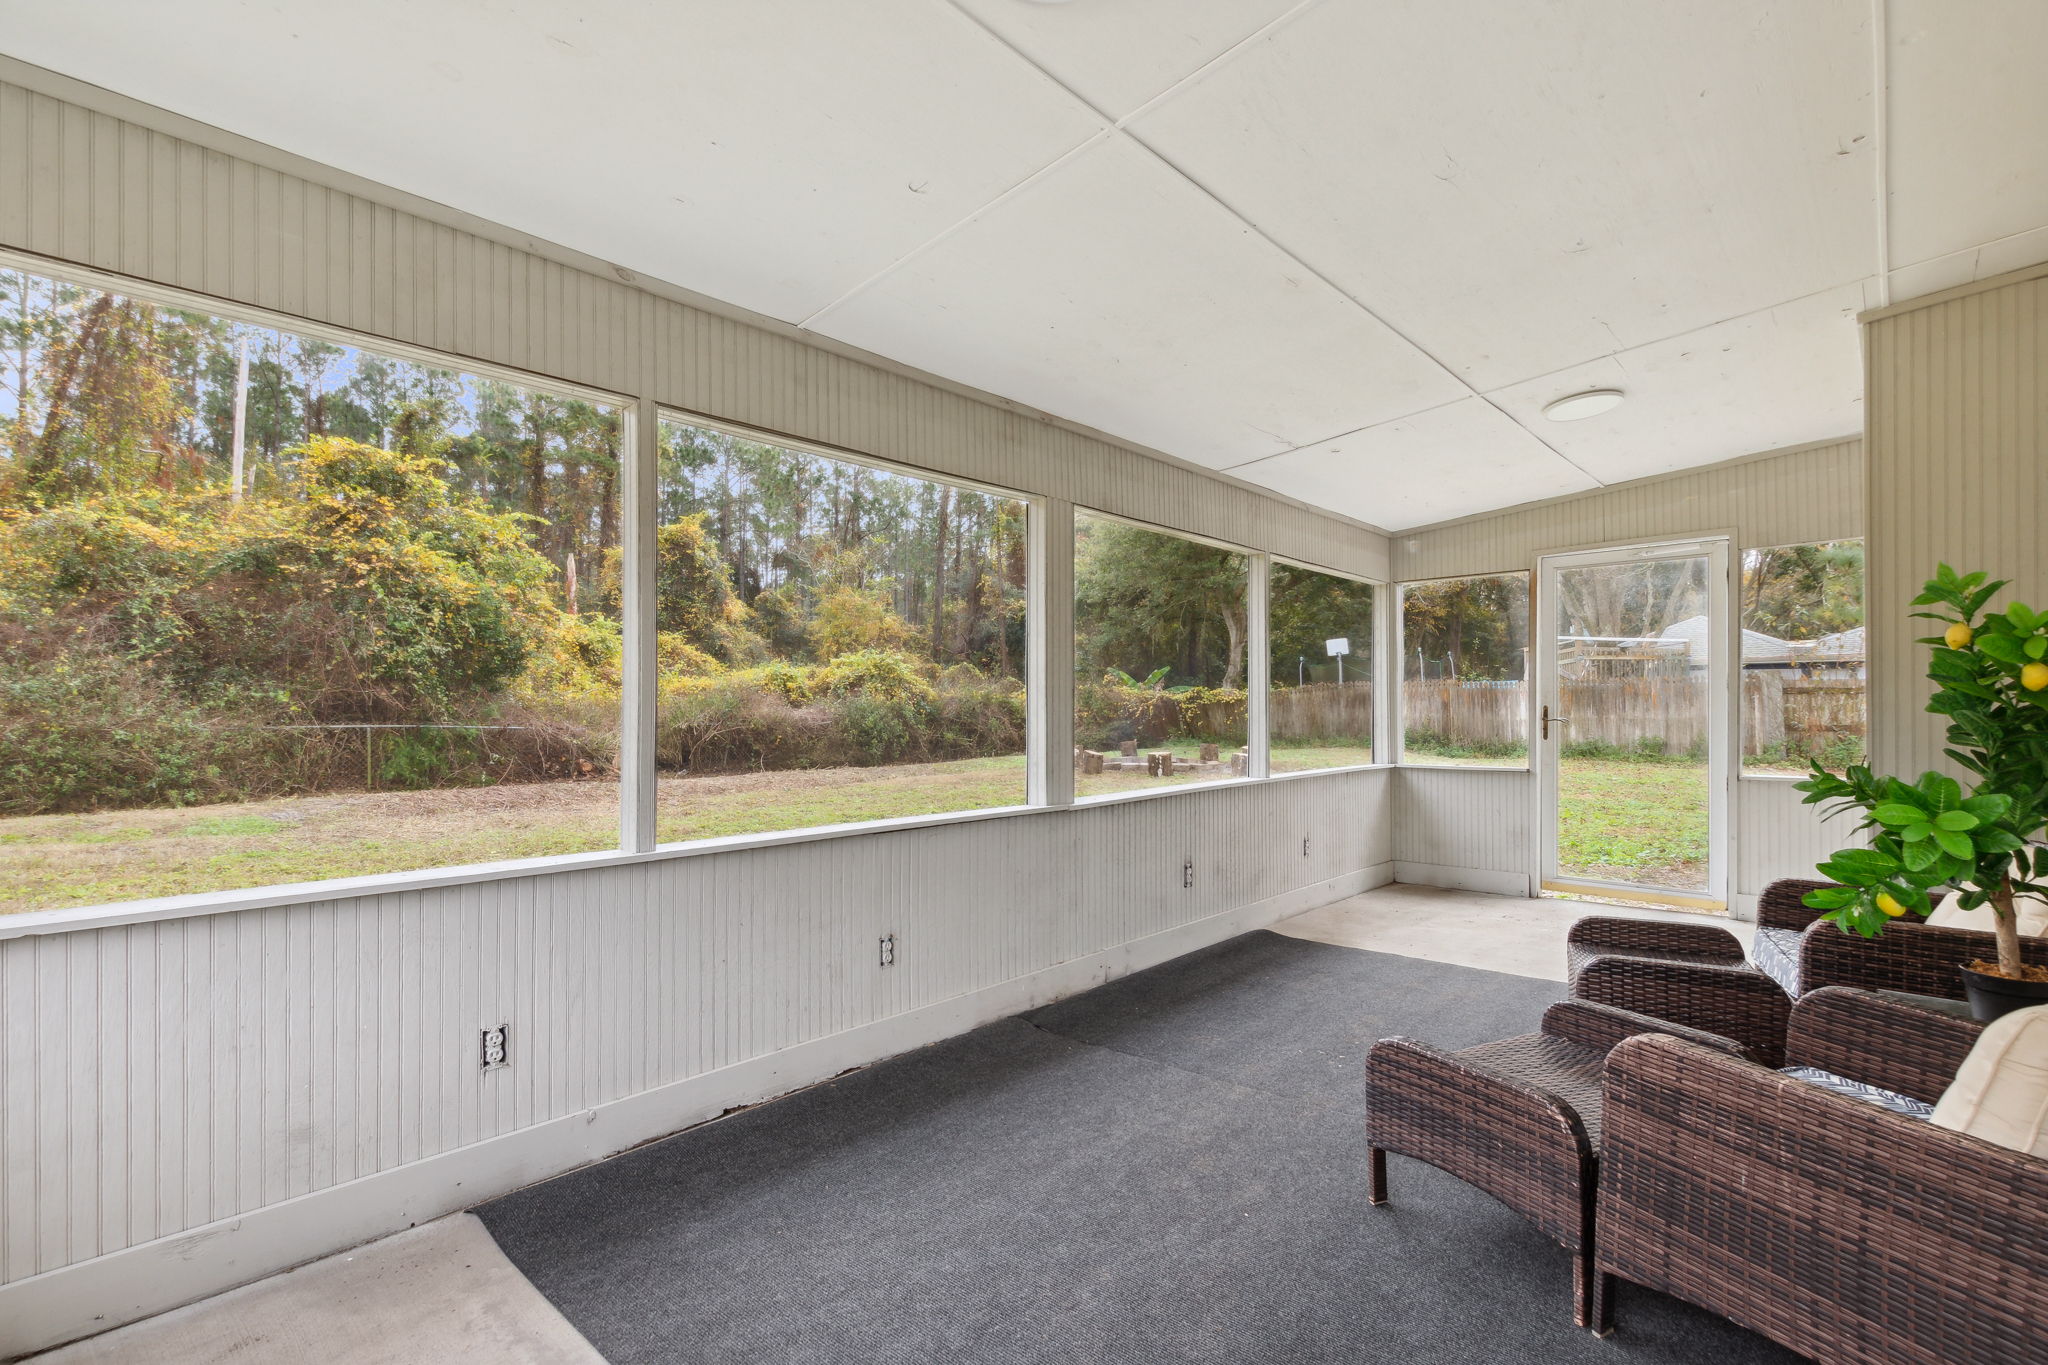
[[1592, 987, 2048, 1364]]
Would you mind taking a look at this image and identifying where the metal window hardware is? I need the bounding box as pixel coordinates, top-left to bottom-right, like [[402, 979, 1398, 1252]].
[[1541, 704, 1570, 740]]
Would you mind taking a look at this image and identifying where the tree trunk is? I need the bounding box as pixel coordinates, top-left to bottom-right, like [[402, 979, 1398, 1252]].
[[931, 485, 951, 662], [1221, 607, 1245, 689], [1992, 882, 2025, 977]]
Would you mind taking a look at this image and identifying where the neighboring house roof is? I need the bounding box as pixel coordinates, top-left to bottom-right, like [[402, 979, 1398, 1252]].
[[1655, 615, 1866, 665]]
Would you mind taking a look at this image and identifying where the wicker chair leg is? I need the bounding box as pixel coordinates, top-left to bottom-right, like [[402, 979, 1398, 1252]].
[[1368, 1146, 1388, 1205], [1588, 1269, 1616, 1338], [1572, 1249, 1595, 1328]]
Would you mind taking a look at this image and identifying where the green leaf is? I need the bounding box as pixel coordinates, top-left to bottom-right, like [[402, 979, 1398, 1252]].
[[1933, 828, 1975, 859], [2028, 635, 2048, 660], [1802, 886, 1857, 910], [2008, 602, 2038, 631], [1872, 803, 1928, 826], [1901, 838, 1940, 871], [1918, 772, 1964, 811], [1821, 849, 1902, 885], [1935, 809, 1981, 831], [1977, 632, 2026, 664], [1961, 793, 2014, 822], [1901, 822, 1933, 841]]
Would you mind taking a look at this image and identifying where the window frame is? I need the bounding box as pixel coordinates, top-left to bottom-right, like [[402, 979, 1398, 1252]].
[[1391, 569, 1535, 772], [1265, 554, 1388, 778], [1069, 505, 1263, 803], [0, 247, 1390, 934], [1734, 536, 1868, 785], [643, 406, 1041, 848]]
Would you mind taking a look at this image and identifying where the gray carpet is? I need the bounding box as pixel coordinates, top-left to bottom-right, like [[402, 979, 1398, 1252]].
[[478, 932, 1802, 1365]]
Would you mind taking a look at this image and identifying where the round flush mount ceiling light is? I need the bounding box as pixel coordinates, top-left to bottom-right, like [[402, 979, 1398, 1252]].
[[1542, 389, 1625, 422]]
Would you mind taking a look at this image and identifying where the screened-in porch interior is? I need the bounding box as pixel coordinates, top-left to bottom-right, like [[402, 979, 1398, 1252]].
[[2, 3, 2045, 1362]]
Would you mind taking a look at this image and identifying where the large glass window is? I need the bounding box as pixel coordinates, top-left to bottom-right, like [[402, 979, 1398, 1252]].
[[0, 264, 623, 913], [1269, 562, 1374, 771], [1740, 539, 1866, 775], [1399, 573, 1530, 767], [1073, 512, 1248, 794], [652, 419, 1027, 840]]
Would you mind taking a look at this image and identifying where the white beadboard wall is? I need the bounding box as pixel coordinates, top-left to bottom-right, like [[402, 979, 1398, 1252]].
[[0, 776, 1391, 1355], [1386, 437, 1867, 910], [0, 65, 1398, 1356], [1864, 264, 2048, 778]]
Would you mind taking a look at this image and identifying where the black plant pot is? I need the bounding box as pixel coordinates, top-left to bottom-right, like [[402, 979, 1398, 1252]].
[[1958, 964, 2048, 1022]]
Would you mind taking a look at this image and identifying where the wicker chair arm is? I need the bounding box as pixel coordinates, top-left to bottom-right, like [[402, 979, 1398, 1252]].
[[1563, 914, 1745, 962], [1799, 919, 2048, 999], [1599, 1033, 2048, 1363], [1784, 985, 1985, 1105], [1571, 954, 1792, 1067], [1755, 877, 1836, 932], [1541, 1000, 1753, 1061], [1365, 1037, 1594, 1249]]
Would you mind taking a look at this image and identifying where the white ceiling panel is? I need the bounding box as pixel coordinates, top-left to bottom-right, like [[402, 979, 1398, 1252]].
[[1229, 398, 1596, 531], [1132, 0, 1876, 391], [0, 0, 1103, 322], [812, 135, 1468, 469], [1885, 0, 2048, 277], [949, 0, 1301, 120], [1486, 285, 1866, 486]]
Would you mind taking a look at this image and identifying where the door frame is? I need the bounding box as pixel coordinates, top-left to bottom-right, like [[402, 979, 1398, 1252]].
[[1532, 535, 1734, 910]]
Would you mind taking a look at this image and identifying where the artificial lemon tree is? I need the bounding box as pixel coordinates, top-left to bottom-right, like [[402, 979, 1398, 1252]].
[[1798, 565, 2048, 980]]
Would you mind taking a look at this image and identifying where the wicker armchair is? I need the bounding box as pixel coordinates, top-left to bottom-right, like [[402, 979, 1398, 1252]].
[[1564, 914, 1790, 1064], [1592, 988, 2048, 1364], [1366, 1000, 1750, 1326], [1573, 877, 2048, 1065]]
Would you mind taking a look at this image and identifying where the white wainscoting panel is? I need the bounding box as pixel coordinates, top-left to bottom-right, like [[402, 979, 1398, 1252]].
[[0, 771, 1389, 1354]]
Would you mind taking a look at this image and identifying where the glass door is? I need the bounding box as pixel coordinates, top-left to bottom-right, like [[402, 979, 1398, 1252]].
[[1536, 539, 1730, 909]]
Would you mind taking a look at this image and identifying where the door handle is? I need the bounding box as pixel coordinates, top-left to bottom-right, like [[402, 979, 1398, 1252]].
[[1541, 705, 1570, 740]]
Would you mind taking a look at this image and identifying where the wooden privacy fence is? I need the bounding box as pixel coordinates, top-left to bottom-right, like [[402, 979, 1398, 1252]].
[[1403, 674, 1865, 755], [1267, 681, 1374, 741]]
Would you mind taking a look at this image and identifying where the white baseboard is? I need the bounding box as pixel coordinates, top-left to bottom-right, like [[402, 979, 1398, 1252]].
[[1392, 861, 1533, 898], [1729, 892, 1760, 922], [0, 866, 1377, 1361]]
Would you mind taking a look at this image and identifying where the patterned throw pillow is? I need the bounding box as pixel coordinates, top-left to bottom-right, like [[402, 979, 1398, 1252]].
[[1780, 1065, 1934, 1119]]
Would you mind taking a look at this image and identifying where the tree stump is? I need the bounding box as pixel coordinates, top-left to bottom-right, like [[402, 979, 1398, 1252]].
[[1199, 742, 1219, 762], [1148, 751, 1174, 777], [1120, 739, 1138, 757], [1080, 750, 1104, 775], [1231, 750, 1250, 777]]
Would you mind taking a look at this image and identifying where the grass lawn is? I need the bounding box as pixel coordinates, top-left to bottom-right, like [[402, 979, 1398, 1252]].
[[1556, 758, 1709, 889], [0, 744, 1379, 914], [1, 745, 1710, 914]]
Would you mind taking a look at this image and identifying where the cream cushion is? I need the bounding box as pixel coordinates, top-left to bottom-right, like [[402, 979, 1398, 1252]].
[[1925, 889, 2048, 937], [1931, 1004, 2048, 1157]]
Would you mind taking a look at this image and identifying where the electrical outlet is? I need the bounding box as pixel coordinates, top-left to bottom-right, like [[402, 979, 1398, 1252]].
[[1183, 859, 1195, 889], [879, 934, 897, 967], [479, 1024, 509, 1071]]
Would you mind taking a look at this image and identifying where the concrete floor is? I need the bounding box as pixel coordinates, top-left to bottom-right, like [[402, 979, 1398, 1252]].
[[1272, 882, 1752, 982], [25, 1215, 603, 1365], [30, 883, 1748, 1364]]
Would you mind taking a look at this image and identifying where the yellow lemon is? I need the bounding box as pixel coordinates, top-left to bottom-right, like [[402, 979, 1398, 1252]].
[[2026, 662, 2048, 692], [1945, 622, 1975, 649], [1876, 892, 1907, 918]]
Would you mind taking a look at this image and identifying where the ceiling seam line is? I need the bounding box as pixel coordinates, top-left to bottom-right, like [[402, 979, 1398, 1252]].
[[793, 127, 1114, 332], [1105, 0, 1327, 132], [1475, 274, 1881, 395], [1114, 125, 1607, 487], [1215, 394, 1478, 471]]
